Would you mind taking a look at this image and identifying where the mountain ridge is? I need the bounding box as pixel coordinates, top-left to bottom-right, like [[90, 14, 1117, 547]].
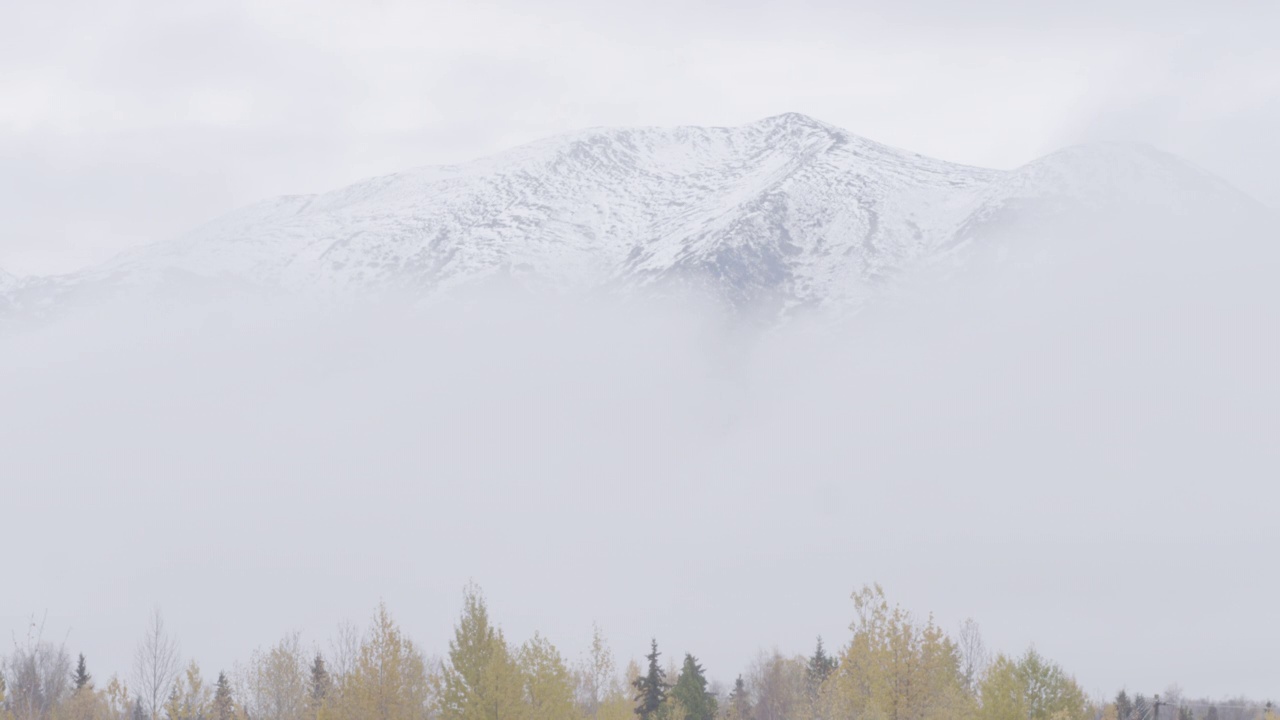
[[1, 113, 1263, 320]]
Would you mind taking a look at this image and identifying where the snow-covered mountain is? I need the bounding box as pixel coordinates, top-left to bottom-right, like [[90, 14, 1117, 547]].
[[0, 113, 1263, 319]]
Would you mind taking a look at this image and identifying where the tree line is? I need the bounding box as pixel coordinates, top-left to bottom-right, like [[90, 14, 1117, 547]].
[[1, 584, 1275, 720]]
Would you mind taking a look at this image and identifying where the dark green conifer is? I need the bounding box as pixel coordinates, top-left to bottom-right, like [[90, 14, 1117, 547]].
[[670, 654, 716, 720], [72, 653, 92, 691], [309, 653, 332, 706], [1117, 690, 1133, 720], [633, 639, 669, 720], [726, 675, 751, 720], [806, 636, 837, 700], [213, 672, 235, 720]]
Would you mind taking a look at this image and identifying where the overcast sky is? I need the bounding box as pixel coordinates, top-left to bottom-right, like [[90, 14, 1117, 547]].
[[1, 0, 1277, 275]]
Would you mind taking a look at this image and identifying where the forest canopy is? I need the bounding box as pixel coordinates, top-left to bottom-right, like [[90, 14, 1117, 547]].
[[1, 584, 1273, 720]]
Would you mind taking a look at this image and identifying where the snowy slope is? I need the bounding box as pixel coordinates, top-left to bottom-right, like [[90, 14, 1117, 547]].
[[0, 114, 1262, 318], [943, 143, 1260, 255]]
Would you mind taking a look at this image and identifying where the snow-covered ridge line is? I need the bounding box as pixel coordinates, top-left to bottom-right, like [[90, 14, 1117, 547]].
[[0, 114, 1262, 319]]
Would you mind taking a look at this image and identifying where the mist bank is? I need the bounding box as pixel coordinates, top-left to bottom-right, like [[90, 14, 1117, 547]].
[[1, 203, 1277, 698]]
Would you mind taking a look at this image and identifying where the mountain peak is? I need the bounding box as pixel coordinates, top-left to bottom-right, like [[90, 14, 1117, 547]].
[[1, 118, 1253, 322], [752, 112, 837, 132]]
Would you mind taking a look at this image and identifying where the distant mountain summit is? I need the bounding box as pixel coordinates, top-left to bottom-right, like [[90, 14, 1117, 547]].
[[1, 114, 1263, 320]]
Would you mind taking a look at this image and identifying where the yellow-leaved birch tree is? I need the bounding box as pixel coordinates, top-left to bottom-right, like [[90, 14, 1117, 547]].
[[824, 584, 972, 720], [438, 584, 524, 720]]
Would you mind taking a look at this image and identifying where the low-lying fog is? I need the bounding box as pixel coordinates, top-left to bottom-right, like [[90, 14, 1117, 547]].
[[1, 207, 1277, 699]]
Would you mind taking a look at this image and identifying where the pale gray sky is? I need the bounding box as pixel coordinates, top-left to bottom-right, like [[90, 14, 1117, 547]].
[[1, 0, 1276, 275]]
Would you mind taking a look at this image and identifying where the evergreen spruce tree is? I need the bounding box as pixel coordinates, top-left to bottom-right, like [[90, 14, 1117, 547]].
[[1206, 706, 1219, 720], [806, 637, 837, 690], [805, 635, 837, 713], [213, 672, 235, 720], [1178, 707, 1194, 720], [133, 697, 149, 720], [670, 654, 716, 720], [309, 653, 332, 708], [726, 676, 751, 720], [633, 639, 669, 720], [72, 653, 93, 692], [1117, 691, 1132, 720]]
